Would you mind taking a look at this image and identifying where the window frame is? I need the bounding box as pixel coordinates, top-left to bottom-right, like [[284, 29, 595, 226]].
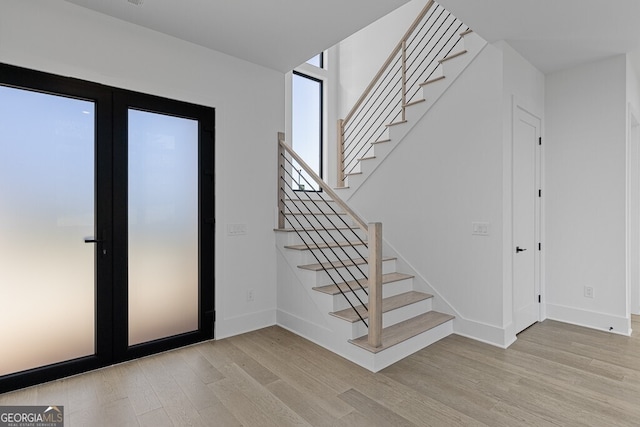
[[292, 70, 324, 191]]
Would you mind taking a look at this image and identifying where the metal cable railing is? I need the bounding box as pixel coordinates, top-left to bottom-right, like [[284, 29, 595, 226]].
[[277, 133, 384, 347], [279, 163, 369, 294], [337, 0, 468, 183]]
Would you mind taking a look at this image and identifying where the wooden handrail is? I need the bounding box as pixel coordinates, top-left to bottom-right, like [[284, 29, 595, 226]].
[[277, 133, 369, 233], [342, 0, 435, 126]]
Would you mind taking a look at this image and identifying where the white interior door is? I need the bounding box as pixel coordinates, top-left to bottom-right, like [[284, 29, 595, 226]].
[[513, 105, 541, 333]]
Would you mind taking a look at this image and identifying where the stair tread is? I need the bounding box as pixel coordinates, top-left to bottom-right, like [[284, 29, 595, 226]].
[[285, 211, 347, 215], [331, 291, 433, 323], [420, 75, 445, 86], [403, 99, 426, 108], [285, 240, 367, 251], [358, 155, 376, 162], [299, 256, 396, 271], [346, 171, 362, 177], [349, 311, 455, 353], [460, 28, 473, 36], [439, 49, 467, 64], [386, 120, 408, 127], [285, 198, 335, 203], [313, 272, 413, 295], [275, 226, 360, 233], [372, 138, 391, 145]]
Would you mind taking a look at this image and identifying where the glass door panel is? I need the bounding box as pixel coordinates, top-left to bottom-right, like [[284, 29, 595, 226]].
[[0, 86, 96, 376], [127, 109, 199, 346]]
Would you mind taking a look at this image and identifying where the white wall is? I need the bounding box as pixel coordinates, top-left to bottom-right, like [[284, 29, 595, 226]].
[[336, 0, 429, 117], [545, 55, 629, 334], [347, 44, 508, 344], [0, 0, 284, 339], [331, 38, 546, 346]]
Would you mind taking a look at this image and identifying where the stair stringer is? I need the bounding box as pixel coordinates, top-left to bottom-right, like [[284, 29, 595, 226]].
[[275, 231, 453, 372], [337, 32, 488, 201]]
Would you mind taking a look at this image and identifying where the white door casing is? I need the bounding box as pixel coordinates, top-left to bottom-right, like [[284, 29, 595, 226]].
[[513, 105, 541, 334], [628, 107, 640, 315]]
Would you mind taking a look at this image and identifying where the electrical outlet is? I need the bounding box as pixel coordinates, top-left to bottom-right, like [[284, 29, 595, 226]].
[[584, 286, 594, 298], [246, 289, 254, 302]]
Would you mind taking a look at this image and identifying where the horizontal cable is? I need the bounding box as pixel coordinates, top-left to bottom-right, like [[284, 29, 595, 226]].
[[281, 160, 370, 289], [280, 199, 368, 326], [283, 155, 368, 250]]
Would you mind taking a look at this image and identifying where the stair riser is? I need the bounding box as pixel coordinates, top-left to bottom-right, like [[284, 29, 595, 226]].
[[284, 199, 340, 214], [291, 246, 370, 265], [278, 229, 367, 247], [282, 244, 368, 265], [329, 278, 414, 311], [305, 259, 397, 287], [440, 50, 470, 82], [461, 31, 482, 54], [355, 157, 376, 177], [283, 214, 354, 229], [370, 320, 454, 372], [350, 298, 433, 338], [371, 140, 394, 160], [404, 97, 430, 124]]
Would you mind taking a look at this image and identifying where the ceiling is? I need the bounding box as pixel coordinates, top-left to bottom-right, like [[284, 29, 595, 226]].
[[438, 0, 640, 74], [63, 0, 411, 73], [62, 0, 640, 75]]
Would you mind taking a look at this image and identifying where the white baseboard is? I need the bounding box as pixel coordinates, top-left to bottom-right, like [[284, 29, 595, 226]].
[[453, 316, 515, 348], [215, 308, 277, 340], [545, 303, 631, 336]]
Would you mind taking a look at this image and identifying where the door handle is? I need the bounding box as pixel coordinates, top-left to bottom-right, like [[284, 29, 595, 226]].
[[84, 237, 103, 244], [516, 246, 527, 253]]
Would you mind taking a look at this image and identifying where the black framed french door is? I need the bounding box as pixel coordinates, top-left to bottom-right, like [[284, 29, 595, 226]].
[[112, 91, 215, 362], [0, 64, 214, 393]]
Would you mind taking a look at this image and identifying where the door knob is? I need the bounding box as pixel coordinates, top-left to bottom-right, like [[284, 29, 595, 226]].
[[516, 246, 527, 253]]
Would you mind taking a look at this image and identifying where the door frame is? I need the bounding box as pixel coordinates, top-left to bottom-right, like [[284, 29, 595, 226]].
[[0, 63, 215, 393], [627, 104, 640, 317], [511, 98, 543, 334]]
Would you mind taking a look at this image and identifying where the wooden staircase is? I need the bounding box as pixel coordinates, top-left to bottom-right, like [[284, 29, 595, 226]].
[[274, 1, 484, 371], [275, 183, 454, 372], [336, 2, 487, 198]]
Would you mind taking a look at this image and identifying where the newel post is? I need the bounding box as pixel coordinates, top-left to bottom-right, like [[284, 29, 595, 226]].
[[337, 119, 345, 188], [277, 132, 286, 229], [368, 222, 383, 348]]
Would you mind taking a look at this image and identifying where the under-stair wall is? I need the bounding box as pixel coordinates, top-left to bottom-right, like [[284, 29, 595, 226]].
[[343, 43, 519, 347]]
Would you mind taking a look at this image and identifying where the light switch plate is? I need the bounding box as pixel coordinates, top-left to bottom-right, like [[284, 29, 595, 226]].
[[227, 223, 247, 236], [472, 222, 490, 236]]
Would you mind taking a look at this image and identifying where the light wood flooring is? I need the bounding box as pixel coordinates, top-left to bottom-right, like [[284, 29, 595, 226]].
[[1, 317, 640, 426]]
